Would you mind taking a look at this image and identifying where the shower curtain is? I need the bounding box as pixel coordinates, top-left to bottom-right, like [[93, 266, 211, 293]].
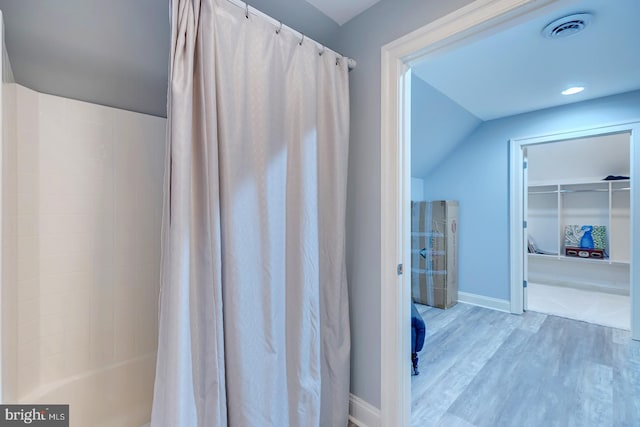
[[150, 0, 350, 426]]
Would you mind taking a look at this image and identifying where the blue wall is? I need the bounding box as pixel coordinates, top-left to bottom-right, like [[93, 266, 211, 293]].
[[423, 89, 640, 300], [412, 75, 481, 178]]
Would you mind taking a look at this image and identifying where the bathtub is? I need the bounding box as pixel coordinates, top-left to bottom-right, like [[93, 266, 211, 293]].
[[19, 354, 156, 427]]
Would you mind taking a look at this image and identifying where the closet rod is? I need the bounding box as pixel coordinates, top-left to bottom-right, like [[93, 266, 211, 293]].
[[529, 190, 558, 195], [559, 189, 609, 193], [530, 188, 630, 194]]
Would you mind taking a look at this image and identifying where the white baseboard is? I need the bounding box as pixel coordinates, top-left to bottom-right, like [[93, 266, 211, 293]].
[[458, 291, 511, 313], [349, 393, 381, 427]]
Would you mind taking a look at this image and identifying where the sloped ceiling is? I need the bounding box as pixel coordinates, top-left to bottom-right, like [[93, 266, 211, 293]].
[[411, 0, 640, 179], [0, 0, 171, 117], [412, 0, 640, 121], [3, 0, 636, 124], [304, 0, 381, 26], [411, 75, 481, 179], [0, 0, 346, 118]]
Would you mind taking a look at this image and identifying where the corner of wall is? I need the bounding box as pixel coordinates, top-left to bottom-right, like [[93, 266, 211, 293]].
[[1, 12, 14, 84]]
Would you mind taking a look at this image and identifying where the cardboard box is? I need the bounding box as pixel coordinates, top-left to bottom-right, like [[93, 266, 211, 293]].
[[411, 200, 458, 309]]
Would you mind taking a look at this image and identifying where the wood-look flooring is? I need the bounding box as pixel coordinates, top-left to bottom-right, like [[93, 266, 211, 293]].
[[411, 303, 640, 427]]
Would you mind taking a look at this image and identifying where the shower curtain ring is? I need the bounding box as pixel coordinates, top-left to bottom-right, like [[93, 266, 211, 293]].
[[319, 46, 326, 56], [276, 22, 283, 34], [245, 2, 249, 19], [299, 34, 305, 46]]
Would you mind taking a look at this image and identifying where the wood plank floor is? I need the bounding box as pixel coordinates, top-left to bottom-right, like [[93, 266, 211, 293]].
[[411, 303, 640, 427]]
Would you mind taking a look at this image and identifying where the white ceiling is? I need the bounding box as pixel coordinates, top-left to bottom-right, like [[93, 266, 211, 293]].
[[304, 0, 381, 25], [412, 0, 640, 121]]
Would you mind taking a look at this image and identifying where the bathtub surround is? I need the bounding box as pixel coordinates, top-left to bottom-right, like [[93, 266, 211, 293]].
[[150, 0, 351, 425], [2, 56, 18, 403], [3, 84, 165, 425]]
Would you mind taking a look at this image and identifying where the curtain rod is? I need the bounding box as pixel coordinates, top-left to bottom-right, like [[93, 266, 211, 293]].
[[226, 0, 356, 71]]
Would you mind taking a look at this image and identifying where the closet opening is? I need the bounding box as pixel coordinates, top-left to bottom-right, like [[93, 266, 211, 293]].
[[509, 122, 640, 339], [524, 132, 631, 330]]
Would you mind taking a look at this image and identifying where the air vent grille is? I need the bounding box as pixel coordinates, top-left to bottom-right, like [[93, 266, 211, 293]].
[[542, 13, 592, 39]]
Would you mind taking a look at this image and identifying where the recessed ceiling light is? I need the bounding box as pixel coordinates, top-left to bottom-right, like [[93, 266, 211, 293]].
[[561, 86, 585, 96]]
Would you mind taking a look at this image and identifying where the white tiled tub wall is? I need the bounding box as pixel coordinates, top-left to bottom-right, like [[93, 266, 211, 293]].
[[2, 71, 19, 403], [9, 84, 165, 426]]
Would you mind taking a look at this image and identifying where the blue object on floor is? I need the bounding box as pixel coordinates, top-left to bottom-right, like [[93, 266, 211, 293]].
[[411, 302, 426, 375]]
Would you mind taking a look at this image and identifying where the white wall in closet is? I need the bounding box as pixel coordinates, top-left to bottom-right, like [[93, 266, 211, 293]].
[[528, 133, 630, 184]]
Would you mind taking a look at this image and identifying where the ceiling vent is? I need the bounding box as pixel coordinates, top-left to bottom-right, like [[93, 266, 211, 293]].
[[542, 13, 592, 39]]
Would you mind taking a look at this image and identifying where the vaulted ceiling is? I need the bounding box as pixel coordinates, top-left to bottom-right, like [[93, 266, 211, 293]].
[[410, 0, 640, 178], [0, 0, 637, 124], [0, 0, 171, 117], [304, 0, 381, 25], [412, 0, 640, 121], [0, 0, 370, 118]]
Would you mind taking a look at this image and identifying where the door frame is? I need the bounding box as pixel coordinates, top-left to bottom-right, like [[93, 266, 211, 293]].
[[381, 0, 593, 425], [509, 123, 640, 334]]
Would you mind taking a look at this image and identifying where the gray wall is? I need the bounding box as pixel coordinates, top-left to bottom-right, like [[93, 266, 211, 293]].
[[423, 89, 640, 300], [334, 0, 475, 409]]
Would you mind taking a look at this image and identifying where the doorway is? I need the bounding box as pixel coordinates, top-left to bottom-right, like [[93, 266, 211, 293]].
[[381, 0, 640, 425], [522, 132, 632, 330], [510, 124, 640, 330]]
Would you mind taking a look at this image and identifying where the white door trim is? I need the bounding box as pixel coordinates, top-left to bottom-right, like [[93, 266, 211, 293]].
[[381, 0, 563, 425], [509, 136, 527, 314], [509, 122, 640, 339]]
